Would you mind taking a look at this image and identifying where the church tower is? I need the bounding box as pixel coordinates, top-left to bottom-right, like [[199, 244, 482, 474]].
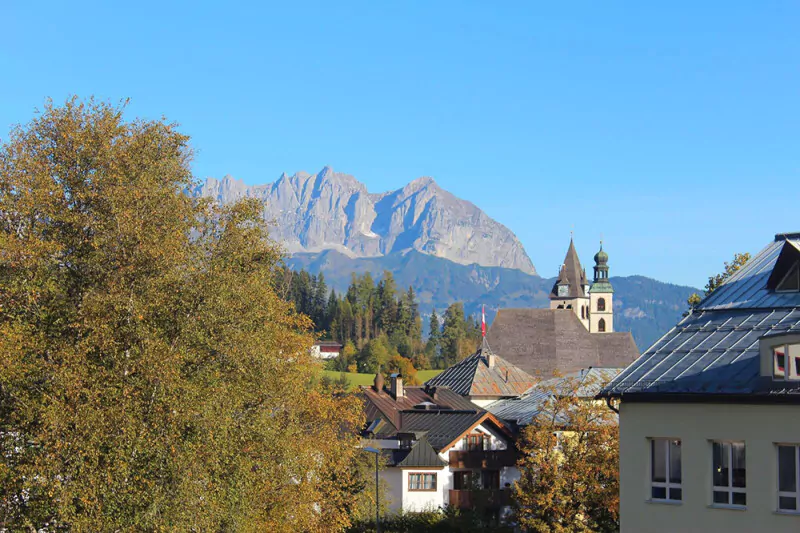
[[589, 242, 614, 333], [549, 237, 591, 330]]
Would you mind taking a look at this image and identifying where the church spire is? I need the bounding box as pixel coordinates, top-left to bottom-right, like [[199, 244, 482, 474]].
[[550, 236, 588, 300]]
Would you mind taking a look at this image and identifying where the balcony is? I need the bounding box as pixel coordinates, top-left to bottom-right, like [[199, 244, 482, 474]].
[[449, 489, 511, 510], [448, 449, 517, 469]]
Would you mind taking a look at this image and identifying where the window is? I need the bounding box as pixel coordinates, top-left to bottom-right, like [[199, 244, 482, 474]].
[[483, 469, 500, 490], [773, 344, 800, 380], [598, 318, 606, 332], [466, 433, 486, 451], [778, 444, 800, 512], [408, 473, 437, 491], [712, 441, 746, 507], [777, 262, 800, 292], [453, 470, 477, 490], [581, 306, 585, 319], [650, 439, 682, 502], [597, 297, 606, 312]]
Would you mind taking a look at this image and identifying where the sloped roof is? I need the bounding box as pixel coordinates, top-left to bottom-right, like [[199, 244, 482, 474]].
[[390, 435, 448, 468], [486, 308, 639, 377], [489, 367, 623, 426], [550, 239, 589, 300], [601, 234, 800, 401], [424, 339, 536, 398], [700, 233, 800, 311], [397, 411, 488, 450], [362, 384, 476, 429], [361, 383, 514, 451]]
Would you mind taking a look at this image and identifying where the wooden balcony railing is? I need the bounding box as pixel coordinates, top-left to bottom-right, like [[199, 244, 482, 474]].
[[448, 449, 517, 469], [448, 489, 511, 510]]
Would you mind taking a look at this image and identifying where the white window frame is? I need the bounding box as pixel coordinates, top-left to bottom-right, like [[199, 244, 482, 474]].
[[777, 444, 800, 513], [649, 438, 682, 503], [712, 441, 746, 508], [773, 343, 800, 381]]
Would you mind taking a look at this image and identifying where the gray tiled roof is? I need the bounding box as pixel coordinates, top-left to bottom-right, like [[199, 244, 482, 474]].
[[486, 308, 639, 377], [489, 367, 623, 426], [601, 234, 800, 400], [424, 340, 536, 398]]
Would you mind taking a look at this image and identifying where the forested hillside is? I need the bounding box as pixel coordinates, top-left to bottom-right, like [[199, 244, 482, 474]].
[[276, 268, 482, 382], [286, 250, 698, 350]]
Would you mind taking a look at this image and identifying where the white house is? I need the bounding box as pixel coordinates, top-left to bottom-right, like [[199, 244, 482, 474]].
[[361, 373, 519, 514], [600, 232, 800, 533], [310, 341, 342, 359]]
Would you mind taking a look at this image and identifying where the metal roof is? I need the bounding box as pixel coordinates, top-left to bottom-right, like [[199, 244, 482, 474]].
[[396, 411, 487, 450], [489, 367, 623, 426], [391, 435, 447, 468], [424, 339, 536, 397], [361, 384, 511, 451], [601, 235, 800, 400], [700, 234, 800, 311], [601, 308, 800, 397], [361, 384, 477, 429]]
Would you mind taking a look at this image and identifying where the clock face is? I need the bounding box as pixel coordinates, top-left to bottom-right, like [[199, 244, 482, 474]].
[[558, 285, 569, 297]]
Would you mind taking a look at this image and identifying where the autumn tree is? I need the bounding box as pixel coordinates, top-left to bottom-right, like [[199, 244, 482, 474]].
[[0, 98, 364, 531], [686, 252, 752, 311], [514, 376, 619, 533]]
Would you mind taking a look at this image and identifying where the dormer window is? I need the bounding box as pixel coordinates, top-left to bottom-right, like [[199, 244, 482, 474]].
[[767, 239, 800, 293], [773, 343, 800, 381], [398, 432, 414, 450], [777, 262, 800, 293]]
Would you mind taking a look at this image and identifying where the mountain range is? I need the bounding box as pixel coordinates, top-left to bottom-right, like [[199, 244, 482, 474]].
[[194, 167, 536, 274], [194, 167, 698, 350]]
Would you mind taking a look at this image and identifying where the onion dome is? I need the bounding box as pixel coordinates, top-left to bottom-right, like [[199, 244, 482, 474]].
[[594, 243, 608, 265]]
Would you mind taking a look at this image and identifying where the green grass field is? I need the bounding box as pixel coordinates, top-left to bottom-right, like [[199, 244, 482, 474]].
[[322, 369, 442, 390]]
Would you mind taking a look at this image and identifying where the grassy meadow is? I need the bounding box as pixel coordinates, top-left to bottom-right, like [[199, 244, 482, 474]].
[[322, 369, 443, 390]]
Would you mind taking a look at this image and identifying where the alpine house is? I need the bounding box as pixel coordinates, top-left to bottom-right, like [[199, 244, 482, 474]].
[[599, 232, 800, 533], [361, 373, 519, 514]]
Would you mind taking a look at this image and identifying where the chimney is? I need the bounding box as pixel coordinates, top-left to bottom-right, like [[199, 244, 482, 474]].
[[487, 351, 496, 368], [373, 372, 384, 392], [390, 373, 404, 398]]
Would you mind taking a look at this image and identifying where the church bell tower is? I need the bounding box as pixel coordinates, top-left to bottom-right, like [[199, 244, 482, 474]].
[[589, 242, 614, 333], [549, 237, 591, 330]]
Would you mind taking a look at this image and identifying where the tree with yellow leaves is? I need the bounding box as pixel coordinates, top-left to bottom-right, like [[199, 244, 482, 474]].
[[513, 375, 619, 533], [0, 98, 364, 532]]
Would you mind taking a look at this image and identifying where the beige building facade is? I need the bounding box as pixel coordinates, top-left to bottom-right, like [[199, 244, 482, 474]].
[[619, 402, 800, 533], [601, 233, 800, 533]]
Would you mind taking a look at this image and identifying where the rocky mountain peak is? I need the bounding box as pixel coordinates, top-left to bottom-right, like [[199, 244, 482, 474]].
[[194, 168, 537, 275]]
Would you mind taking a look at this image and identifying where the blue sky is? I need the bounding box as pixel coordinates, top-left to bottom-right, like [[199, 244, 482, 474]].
[[2, 1, 798, 287]]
